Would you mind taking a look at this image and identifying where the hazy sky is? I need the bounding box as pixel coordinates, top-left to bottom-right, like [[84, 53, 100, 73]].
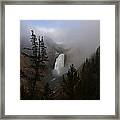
[[21, 20, 99, 45], [20, 20, 100, 67]]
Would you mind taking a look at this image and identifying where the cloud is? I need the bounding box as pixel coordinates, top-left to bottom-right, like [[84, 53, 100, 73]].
[[35, 26, 65, 45], [37, 27, 56, 34], [20, 20, 100, 68]]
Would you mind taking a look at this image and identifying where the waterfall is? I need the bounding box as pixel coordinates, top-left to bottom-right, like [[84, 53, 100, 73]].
[[54, 54, 64, 75]]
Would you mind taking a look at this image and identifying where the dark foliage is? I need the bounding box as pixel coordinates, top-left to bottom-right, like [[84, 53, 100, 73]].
[[20, 30, 48, 99], [60, 47, 100, 100], [79, 47, 100, 99], [62, 64, 80, 99], [43, 83, 53, 99]]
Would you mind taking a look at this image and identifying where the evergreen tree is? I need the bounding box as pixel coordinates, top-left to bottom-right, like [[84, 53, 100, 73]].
[[59, 47, 100, 100], [43, 83, 52, 99], [79, 47, 100, 99], [21, 30, 48, 99], [62, 64, 80, 99], [40, 36, 48, 63]]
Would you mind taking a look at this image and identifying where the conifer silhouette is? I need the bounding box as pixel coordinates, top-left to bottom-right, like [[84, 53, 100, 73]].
[[21, 30, 48, 99]]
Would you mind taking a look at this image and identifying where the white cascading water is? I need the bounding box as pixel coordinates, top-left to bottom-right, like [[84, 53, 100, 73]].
[[54, 54, 64, 75]]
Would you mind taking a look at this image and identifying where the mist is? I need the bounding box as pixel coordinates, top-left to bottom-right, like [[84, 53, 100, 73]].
[[20, 20, 100, 68]]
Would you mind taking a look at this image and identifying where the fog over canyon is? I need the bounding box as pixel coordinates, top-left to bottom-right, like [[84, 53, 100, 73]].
[[21, 20, 100, 75]]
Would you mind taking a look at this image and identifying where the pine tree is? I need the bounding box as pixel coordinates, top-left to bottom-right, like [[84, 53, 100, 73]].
[[79, 47, 100, 100], [21, 30, 48, 99], [43, 83, 52, 99], [60, 47, 100, 100], [62, 64, 80, 99], [40, 36, 48, 62]]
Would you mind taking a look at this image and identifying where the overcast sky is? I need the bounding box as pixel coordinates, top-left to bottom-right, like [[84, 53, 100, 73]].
[[20, 20, 100, 67], [21, 20, 99, 44]]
